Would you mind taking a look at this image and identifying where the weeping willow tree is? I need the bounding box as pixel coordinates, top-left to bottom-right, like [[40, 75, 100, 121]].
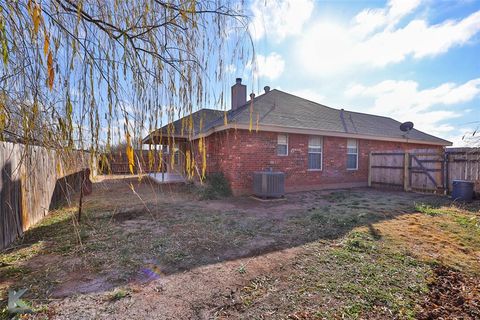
[[0, 0, 252, 176]]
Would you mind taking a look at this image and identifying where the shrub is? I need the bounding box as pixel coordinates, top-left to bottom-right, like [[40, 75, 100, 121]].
[[198, 172, 232, 200]]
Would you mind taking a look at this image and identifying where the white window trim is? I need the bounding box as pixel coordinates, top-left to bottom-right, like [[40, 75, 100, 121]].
[[347, 139, 358, 170], [277, 134, 288, 156], [308, 136, 323, 171]]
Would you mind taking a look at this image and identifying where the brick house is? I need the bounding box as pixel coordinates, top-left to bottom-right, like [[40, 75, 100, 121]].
[[143, 78, 452, 195]]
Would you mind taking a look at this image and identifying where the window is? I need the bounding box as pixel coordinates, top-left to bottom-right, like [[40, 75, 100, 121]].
[[347, 139, 358, 170], [277, 134, 288, 156], [163, 145, 170, 154], [308, 136, 323, 170]]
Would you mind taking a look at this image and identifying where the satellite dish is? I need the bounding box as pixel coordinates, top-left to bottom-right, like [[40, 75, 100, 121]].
[[400, 121, 414, 132]]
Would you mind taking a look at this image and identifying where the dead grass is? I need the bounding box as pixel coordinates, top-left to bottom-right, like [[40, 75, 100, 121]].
[[0, 176, 479, 319], [223, 231, 431, 319], [378, 204, 480, 274]]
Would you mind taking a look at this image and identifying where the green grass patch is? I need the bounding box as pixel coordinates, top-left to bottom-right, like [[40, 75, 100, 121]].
[[237, 229, 431, 319], [314, 231, 430, 318], [414, 203, 447, 216], [106, 288, 130, 302], [455, 215, 480, 230]]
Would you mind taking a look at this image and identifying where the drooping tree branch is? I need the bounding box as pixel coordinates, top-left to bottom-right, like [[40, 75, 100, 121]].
[[0, 0, 253, 174]]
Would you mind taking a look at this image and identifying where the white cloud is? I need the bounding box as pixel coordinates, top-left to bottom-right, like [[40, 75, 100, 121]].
[[249, 0, 314, 42], [345, 78, 480, 138], [352, 0, 421, 37], [448, 128, 479, 147], [251, 52, 285, 80], [346, 79, 480, 113], [297, 3, 480, 74]]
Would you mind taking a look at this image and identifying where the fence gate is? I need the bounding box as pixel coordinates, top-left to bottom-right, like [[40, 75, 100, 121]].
[[369, 151, 445, 193], [408, 153, 444, 192]]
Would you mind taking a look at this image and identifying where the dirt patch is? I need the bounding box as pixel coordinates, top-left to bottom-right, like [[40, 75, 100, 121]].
[[53, 273, 117, 298], [2, 176, 478, 319], [417, 265, 480, 320], [44, 246, 304, 320], [24, 254, 63, 269], [202, 190, 332, 217]]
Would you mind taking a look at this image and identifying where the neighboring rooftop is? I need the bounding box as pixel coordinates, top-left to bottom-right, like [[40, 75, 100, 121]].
[[143, 88, 452, 146]]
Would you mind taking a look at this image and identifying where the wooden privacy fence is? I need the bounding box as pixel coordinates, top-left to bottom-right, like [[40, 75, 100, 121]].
[[446, 148, 480, 193], [0, 141, 91, 249], [368, 148, 480, 194]]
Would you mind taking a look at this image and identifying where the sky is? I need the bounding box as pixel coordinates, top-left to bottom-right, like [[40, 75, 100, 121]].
[[229, 0, 480, 146]]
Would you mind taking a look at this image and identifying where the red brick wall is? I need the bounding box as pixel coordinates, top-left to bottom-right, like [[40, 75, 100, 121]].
[[191, 129, 444, 195]]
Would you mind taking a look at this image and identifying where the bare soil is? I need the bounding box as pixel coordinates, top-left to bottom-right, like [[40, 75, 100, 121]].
[[0, 175, 479, 319], [417, 266, 480, 320]]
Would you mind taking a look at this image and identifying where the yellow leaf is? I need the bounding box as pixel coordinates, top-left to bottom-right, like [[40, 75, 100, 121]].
[[148, 149, 154, 171], [56, 161, 62, 176], [47, 51, 54, 89], [185, 150, 191, 179], [126, 133, 135, 174], [0, 7, 8, 66], [27, 0, 33, 15], [33, 5, 41, 35], [180, 9, 188, 23], [170, 147, 175, 169], [0, 102, 7, 129], [202, 138, 207, 179], [43, 33, 49, 57], [189, 1, 196, 13]]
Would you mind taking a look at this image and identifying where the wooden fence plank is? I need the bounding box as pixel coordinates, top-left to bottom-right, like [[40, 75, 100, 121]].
[[404, 152, 409, 191], [0, 142, 90, 249], [446, 148, 480, 193], [369, 148, 479, 194]]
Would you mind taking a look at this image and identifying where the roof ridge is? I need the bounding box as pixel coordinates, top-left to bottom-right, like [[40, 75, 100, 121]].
[[169, 108, 224, 123], [144, 88, 452, 146], [343, 109, 450, 143], [272, 89, 412, 123], [273, 89, 407, 124], [207, 89, 273, 126], [270, 89, 338, 111]]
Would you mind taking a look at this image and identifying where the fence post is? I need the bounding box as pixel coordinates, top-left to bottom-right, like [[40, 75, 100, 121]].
[[444, 150, 449, 194], [403, 152, 409, 191], [368, 151, 372, 187]]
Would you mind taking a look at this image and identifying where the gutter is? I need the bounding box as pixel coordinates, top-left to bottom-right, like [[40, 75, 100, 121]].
[[144, 123, 451, 147]]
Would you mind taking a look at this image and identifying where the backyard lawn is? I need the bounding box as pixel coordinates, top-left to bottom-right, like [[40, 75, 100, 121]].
[[1, 176, 479, 319]]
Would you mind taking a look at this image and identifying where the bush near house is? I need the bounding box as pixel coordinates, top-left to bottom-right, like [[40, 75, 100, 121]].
[[197, 172, 232, 200]]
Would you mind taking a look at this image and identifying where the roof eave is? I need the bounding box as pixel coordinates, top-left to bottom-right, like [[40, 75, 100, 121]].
[[142, 132, 188, 144], [191, 123, 452, 146]]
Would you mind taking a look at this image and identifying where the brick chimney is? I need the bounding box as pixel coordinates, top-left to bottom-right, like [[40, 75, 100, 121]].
[[231, 78, 246, 110]]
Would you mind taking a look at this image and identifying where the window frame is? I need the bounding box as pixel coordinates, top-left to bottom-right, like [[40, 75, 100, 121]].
[[277, 133, 289, 156], [307, 136, 323, 171], [346, 138, 358, 170]]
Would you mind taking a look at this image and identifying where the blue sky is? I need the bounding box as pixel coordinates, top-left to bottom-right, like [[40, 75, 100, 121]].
[[230, 0, 480, 146]]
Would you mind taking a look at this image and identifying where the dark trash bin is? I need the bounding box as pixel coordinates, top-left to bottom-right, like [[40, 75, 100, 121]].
[[451, 180, 474, 202]]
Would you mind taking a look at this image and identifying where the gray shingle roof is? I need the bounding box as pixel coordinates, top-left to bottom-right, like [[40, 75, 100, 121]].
[[143, 108, 225, 142], [206, 89, 451, 145], [144, 89, 452, 146]]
